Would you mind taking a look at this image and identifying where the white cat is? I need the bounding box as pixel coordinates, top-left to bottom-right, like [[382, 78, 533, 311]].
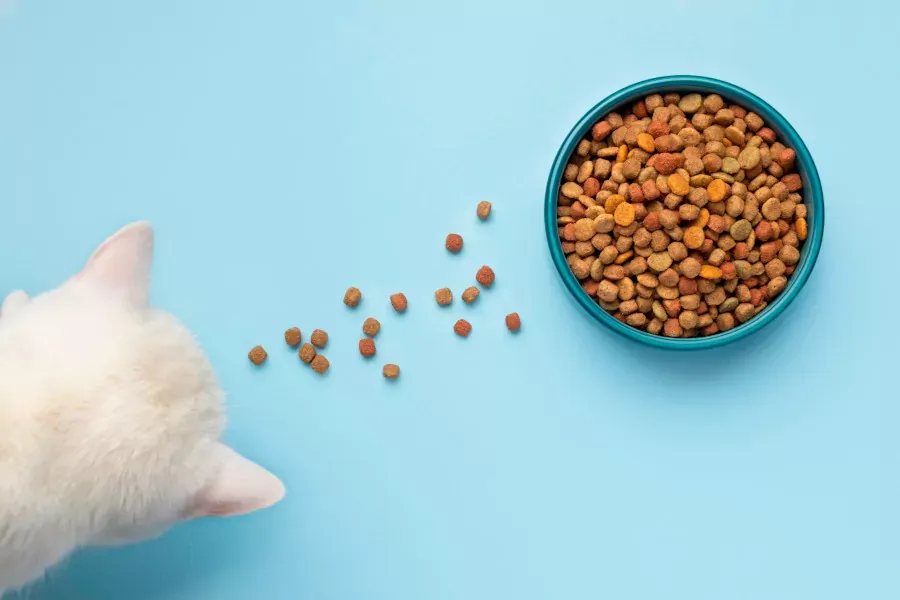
[[0, 222, 284, 593]]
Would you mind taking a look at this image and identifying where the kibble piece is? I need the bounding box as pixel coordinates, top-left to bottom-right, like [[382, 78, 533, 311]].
[[359, 338, 376, 358], [435, 287, 453, 306], [284, 327, 302, 347], [310, 355, 330, 375], [707, 178, 728, 202], [454, 319, 472, 338], [383, 364, 400, 379], [462, 286, 480, 304], [298, 343, 316, 364], [363, 317, 381, 337], [476, 265, 495, 287], [477, 201, 492, 220], [446, 233, 464, 253], [390, 293, 408, 312], [614, 202, 635, 226], [343, 287, 362, 308], [506, 312, 521, 332], [248, 345, 267, 366], [311, 329, 328, 348]]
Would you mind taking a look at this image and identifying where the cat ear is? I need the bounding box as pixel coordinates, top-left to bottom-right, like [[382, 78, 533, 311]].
[[76, 222, 154, 306], [1, 290, 29, 318], [190, 443, 285, 518]]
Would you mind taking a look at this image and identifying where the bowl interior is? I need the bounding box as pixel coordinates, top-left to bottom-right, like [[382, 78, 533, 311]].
[[545, 75, 823, 349]]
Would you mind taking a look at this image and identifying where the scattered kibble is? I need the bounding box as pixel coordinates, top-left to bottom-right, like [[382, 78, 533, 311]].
[[310, 329, 328, 348], [435, 287, 453, 306], [446, 233, 463, 253], [343, 287, 361, 308], [557, 92, 808, 338], [477, 201, 492, 220], [453, 319, 472, 337], [362, 317, 381, 337], [390, 293, 408, 312], [284, 327, 302, 347], [383, 364, 400, 379], [476, 265, 495, 287], [248, 345, 267, 365], [461, 286, 480, 304], [310, 355, 330, 375], [505, 313, 521, 332], [298, 343, 316, 364], [359, 338, 376, 358]]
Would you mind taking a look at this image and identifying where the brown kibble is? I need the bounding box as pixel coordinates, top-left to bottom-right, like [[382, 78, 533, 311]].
[[310, 354, 330, 375], [614, 202, 636, 226], [248, 345, 267, 366], [383, 364, 400, 379], [284, 327, 302, 347], [343, 287, 362, 308], [446, 233, 463, 253], [363, 317, 381, 337], [435, 287, 453, 306], [782, 173, 803, 192], [476, 265, 495, 287], [477, 201, 492, 220], [311, 329, 328, 348], [454, 319, 472, 338], [592, 121, 612, 141], [663, 318, 683, 338], [298, 343, 316, 364], [462, 286, 480, 304], [506, 313, 521, 332], [359, 338, 376, 358], [390, 293, 408, 313]]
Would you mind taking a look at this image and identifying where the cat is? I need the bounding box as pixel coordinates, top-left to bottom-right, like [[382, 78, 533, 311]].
[[0, 222, 284, 593]]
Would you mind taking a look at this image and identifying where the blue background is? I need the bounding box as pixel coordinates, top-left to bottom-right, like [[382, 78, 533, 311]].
[[1, 0, 897, 598]]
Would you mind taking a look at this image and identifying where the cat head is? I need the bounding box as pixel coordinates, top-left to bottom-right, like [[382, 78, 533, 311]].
[[0, 222, 284, 552]]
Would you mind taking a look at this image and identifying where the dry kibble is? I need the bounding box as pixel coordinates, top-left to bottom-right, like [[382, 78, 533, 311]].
[[477, 201, 492, 220], [435, 287, 453, 306], [446, 233, 464, 253], [284, 327, 302, 347], [359, 338, 376, 358], [299, 343, 316, 364], [310, 329, 328, 348], [310, 355, 330, 375], [383, 364, 400, 379], [363, 317, 380, 337], [390, 293, 408, 313], [454, 319, 472, 338], [343, 287, 362, 308], [558, 92, 808, 338], [248, 345, 267, 366], [506, 312, 521, 332], [476, 265, 495, 287], [462, 286, 480, 304]]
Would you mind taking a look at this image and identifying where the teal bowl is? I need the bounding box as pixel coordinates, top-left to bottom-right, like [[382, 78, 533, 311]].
[[545, 75, 824, 349]]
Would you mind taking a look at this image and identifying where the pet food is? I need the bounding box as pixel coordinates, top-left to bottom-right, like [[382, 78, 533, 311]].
[[476, 266, 495, 287], [284, 327, 302, 347], [477, 201, 492, 220], [383, 364, 400, 379], [299, 343, 316, 364], [505, 313, 521, 331], [248, 345, 267, 365], [343, 287, 362, 308], [446, 234, 463, 253], [453, 319, 472, 337], [435, 288, 453, 306], [311, 329, 328, 348], [310, 355, 329, 374], [462, 286, 480, 304], [363, 317, 380, 337], [390, 293, 408, 312], [359, 338, 376, 357]]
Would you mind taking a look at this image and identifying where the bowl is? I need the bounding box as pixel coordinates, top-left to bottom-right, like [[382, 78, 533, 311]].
[[544, 75, 824, 349]]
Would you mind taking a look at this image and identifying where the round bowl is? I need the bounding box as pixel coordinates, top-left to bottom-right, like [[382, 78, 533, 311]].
[[545, 75, 824, 349]]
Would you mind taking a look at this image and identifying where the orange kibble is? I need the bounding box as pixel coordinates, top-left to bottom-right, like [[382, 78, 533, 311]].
[[700, 265, 723, 280], [667, 173, 690, 196], [390, 293, 408, 312], [614, 202, 635, 226], [359, 338, 376, 358], [614, 250, 634, 265], [616, 144, 628, 163], [637, 132, 655, 153], [796, 217, 808, 241], [605, 194, 626, 214], [454, 319, 472, 338], [707, 179, 728, 202], [692, 208, 710, 229], [683, 226, 705, 249], [476, 265, 495, 287], [248, 345, 267, 366], [505, 313, 521, 332]]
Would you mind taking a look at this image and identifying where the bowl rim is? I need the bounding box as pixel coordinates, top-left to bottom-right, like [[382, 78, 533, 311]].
[[545, 75, 824, 349]]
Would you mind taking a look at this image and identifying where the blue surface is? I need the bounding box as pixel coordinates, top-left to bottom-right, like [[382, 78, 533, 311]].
[[0, 1, 897, 598]]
